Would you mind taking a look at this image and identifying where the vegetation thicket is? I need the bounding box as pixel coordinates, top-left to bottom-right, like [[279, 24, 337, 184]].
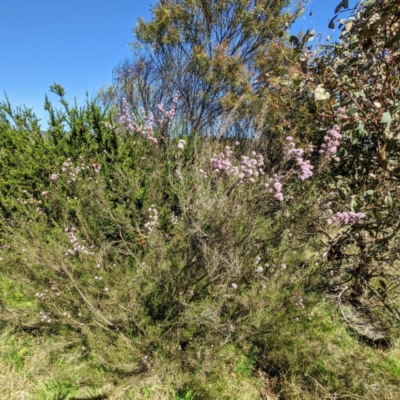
[[0, 0, 400, 398]]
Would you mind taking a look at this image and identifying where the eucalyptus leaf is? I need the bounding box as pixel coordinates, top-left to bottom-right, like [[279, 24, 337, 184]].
[[385, 30, 400, 49], [289, 35, 299, 46], [335, 0, 349, 14], [392, 167, 400, 175], [328, 17, 336, 30], [381, 111, 392, 123]]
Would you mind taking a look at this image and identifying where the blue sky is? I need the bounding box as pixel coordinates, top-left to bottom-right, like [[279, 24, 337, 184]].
[[0, 0, 356, 128]]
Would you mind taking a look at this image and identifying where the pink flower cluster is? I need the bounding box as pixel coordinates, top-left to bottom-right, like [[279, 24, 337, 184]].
[[211, 146, 265, 183], [157, 93, 178, 129], [102, 121, 114, 130], [16, 190, 44, 214], [320, 125, 342, 162], [199, 169, 207, 179], [171, 212, 178, 225], [61, 158, 87, 183], [65, 226, 95, 256], [118, 98, 158, 143], [92, 163, 101, 174], [119, 98, 134, 133], [327, 211, 366, 225], [286, 137, 314, 180], [39, 310, 52, 323], [132, 107, 158, 144], [265, 177, 284, 201], [297, 158, 314, 180], [144, 205, 158, 234], [337, 107, 348, 120]]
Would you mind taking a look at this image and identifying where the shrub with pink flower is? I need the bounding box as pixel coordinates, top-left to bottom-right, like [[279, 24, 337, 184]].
[[327, 211, 366, 225], [65, 227, 95, 256], [210, 146, 264, 183], [319, 125, 342, 161], [144, 205, 159, 234]]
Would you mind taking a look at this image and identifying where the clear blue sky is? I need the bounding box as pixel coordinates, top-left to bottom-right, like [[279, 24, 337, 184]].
[[0, 0, 356, 129]]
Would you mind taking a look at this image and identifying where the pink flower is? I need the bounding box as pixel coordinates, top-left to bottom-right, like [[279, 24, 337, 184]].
[[273, 182, 282, 192], [274, 192, 284, 201], [199, 169, 207, 179], [50, 174, 58, 181], [231, 283, 238, 289], [177, 139, 185, 150]]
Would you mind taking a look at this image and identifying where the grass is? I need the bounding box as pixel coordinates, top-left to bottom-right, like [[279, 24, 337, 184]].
[[1, 287, 400, 399]]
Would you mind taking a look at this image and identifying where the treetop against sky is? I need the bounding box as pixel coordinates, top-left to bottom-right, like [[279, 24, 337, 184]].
[[0, 0, 356, 128]]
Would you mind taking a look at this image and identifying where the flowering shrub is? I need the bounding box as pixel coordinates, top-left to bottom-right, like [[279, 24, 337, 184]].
[[286, 0, 400, 306], [144, 205, 159, 234], [65, 226, 95, 256], [1, 2, 400, 393], [210, 146, 265, 183]]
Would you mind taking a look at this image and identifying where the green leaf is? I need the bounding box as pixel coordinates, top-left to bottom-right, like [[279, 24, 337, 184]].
[[302, 29, 310, 45], [385, 30, 400, 49], [314, 85, 330, 101], [289, 35, 299, 46], [335, 0, 349, 14], [392, 167, 400, 175], [381, 111, 391, 124], [346, 106, 358, 116], [328, 17, 336, 30]]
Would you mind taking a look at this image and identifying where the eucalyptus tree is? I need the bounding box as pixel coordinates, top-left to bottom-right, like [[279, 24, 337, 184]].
[[104, 0, 305, 136], [291, 0, 400, 317]]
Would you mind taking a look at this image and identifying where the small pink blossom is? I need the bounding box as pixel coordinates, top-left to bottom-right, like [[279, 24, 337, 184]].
[[274, 192, 284, 201], [199, 169, 207, 179], [273, 182, 282, 192]]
